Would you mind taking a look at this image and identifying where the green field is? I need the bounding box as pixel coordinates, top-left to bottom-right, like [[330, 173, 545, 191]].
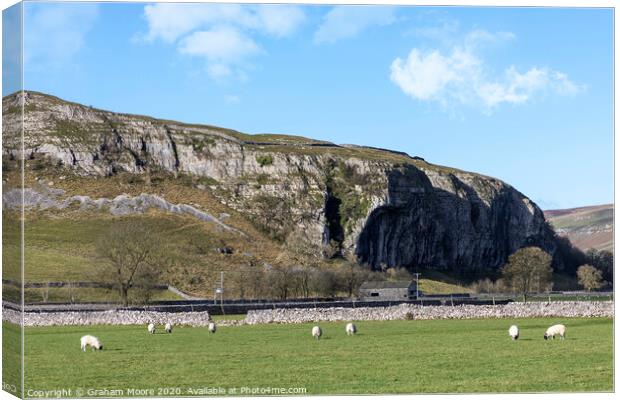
[[2, 285, 184, 304], [10, 317, 613, 396], [2, 323, 22, 398]]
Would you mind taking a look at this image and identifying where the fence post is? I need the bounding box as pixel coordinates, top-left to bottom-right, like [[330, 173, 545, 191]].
[[68, 282, 75, 304], [42, 283, 50, 303]]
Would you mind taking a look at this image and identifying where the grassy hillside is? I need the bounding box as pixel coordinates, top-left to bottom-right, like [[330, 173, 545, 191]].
[[3, 156, 474, 300], [3, 211, 279, 298], [19, 317, 613, 394], [545, 204, 613, 252], [4, 210, 471, 300], [2, 156, 284, 298]]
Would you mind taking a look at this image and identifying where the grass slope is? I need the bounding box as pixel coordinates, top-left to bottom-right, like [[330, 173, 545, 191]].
[[2, 286, 183, 304], [20, 317, 612, 395], [418, 279, 470, 294], [2, 323, 22, 398], [545, 204, 613, 252], [4, 211, 276, 297], [3, 210, 472, 300]]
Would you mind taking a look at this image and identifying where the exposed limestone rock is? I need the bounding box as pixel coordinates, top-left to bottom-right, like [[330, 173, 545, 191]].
[[2, 188, 243, 235], [3, 91, 559, 271]]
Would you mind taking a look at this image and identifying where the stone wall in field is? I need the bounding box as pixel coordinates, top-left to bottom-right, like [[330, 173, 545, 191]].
[[244, 301, 614, 324], [3, 301, 613, 327], [2, 308, 211, 327]]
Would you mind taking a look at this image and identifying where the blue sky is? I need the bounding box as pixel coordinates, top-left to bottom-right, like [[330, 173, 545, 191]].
[[3, 2, 614, 209]]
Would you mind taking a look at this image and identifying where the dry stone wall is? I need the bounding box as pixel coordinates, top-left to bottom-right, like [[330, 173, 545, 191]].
[[3, 301, 612, 327], [245, 301, 614, 324], [3, 309, 212, 327]]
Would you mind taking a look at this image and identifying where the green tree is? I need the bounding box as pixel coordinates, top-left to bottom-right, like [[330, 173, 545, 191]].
[[577, 264, 604, 292], [586, 249, 613, 285], [501, 247, 553, 302]]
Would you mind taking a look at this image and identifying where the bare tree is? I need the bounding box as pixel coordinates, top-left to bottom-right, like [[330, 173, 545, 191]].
[[310, 268, 339, 297], [267, 265, 296, 300], [501, 247, 553, 302], [338, 261, 370, 298], [95, 219, 168, 306], [246, 267, 267, 299], [271, 231, 323, 299], [577, 264, 604, 292], [386, 267, 412, 281], [292, 266, 313, 298]]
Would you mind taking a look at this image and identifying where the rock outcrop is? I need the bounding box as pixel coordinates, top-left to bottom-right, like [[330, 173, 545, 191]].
[[2, 91, 560, 272], [2, 187, 243, 235]]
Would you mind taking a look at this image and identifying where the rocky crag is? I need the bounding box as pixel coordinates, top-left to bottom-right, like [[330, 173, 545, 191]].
[[2, 91, 560, 273]]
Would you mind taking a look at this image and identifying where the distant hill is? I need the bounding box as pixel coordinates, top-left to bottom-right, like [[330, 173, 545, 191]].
[[545, 204, 613, 253]]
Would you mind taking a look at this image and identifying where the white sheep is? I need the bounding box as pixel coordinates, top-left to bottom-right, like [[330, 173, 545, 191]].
[[312, 325, 322, 340], [165, 323, 172, 334], [208, 322, 217, 334], [80, 335, 103, 351], [544, 324, 566, 340], [345, 322, 357, 336], [508, 325, 519, 340], [148, 323, 155, 334]]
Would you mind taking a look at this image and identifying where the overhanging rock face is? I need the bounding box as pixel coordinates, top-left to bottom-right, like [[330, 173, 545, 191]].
[[355, 165, 557, 271]]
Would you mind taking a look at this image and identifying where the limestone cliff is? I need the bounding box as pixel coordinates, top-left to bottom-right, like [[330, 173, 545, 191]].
[[2, 91, 560, 272]]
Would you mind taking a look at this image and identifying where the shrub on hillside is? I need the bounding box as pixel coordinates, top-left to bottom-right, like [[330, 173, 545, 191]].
[[256, 154, 274, 167]]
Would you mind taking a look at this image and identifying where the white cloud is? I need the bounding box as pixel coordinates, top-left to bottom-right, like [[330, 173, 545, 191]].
[[256, 5, 306, 38], [225, 95, 241, 104], [314, 6, 396, 44], [139, 3, 305, 80], [463, 29, 515, 50], [179, 27, 261, 63], [142, 3, 256, 43], [390, 29, 584, 111], [207, 63, 233, 80], [24, 3, 99, 70]]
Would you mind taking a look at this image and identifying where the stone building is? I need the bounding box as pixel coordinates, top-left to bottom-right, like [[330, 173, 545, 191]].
[[358, 280, 418, 301]]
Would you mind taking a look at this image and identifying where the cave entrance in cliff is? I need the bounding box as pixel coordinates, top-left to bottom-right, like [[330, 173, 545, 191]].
[[323, 191, 344, 258]]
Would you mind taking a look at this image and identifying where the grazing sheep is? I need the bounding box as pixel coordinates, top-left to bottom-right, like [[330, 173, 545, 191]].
[[208, 322, 216, 334], [148, 323, 155, 334], [544, 324, 566, 340], [165, 323, 172, 334], [345, 322, 357, 336], [312, 325, 322, 340], [508, 325, 519, 340], [80, 335, 103, 351]]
